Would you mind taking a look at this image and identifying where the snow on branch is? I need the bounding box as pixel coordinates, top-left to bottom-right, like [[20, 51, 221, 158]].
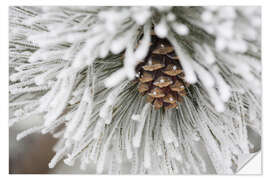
[[9, 6, 261, 174]]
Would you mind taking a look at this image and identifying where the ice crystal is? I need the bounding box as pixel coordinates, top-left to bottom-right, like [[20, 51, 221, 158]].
[[9, 6, 261, 174]]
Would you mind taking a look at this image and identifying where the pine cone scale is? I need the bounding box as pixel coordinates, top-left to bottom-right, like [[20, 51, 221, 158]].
[[136, 35, 189, 110]]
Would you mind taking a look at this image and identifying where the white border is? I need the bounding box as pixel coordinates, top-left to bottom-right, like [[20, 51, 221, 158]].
[[0, 0, 9, 177], [1, 0, 269, 179], [6, 0, 265, 6], [237, 152, 262, 174]]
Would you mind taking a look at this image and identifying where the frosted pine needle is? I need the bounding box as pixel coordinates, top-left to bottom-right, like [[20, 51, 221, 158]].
[[9, 6, 261, 174]]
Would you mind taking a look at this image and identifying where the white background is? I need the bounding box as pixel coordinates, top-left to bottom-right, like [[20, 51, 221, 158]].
[[238, 152, 262, 174]]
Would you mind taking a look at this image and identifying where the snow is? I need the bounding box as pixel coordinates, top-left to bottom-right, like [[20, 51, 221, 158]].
[[211, 66, 231, 102], [167, 13, 176, 22], [161, 112, 179, 147], [98, 9, 129, 34], [110, 35, 131, 54], [144, 132, 151, 169], [9, 6, 261, 174], [72, 102, 93, 141], [172, 23, 189, 36], [217, 21, 234, 39], [135, 23, 151, 60], [16, 126, 43, 141], [194, 43, 216, 65], [64, 101, 87, 138], [201, 11, 213, 23], [104, 68, 127, 88], [49, 145, 69, 169], [154, 17, 168, 38], [228, 39, 248, 53], [100, 81, 128, 125], [168, 35, 197, 84], [207, 87, 225, 112], [218, 7, 236, 20], [133, 104, 150, 148], [131, 114, 141, 121], [192, 61, 215, 88], [215, 37, 227, 51], [131, 7, 151, 25]]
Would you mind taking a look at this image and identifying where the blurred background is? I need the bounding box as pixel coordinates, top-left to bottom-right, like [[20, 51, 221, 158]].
[[9, 115, 261, 174], [9, 114, 95, 174]]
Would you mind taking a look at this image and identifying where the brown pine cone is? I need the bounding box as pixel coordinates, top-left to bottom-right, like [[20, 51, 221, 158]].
[[135, 35, 189, 110]]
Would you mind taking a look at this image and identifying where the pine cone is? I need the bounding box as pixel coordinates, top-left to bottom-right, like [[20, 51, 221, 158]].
[[136, 35, 189, 110]]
